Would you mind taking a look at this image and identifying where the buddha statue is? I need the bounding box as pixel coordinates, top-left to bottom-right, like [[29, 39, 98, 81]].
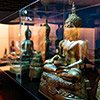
[[39, 3, 87, 100], [29, 50, 43, 80], [28, 19, 50, 79], [44, 2, 87, 68], [21, 25, 34, 56], [15, 25, 34, 57], [10, 26, 34, 75], [44, 18, 50, 60]]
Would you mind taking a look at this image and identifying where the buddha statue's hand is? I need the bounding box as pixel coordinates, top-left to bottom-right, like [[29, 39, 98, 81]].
[[44, 59, 54, 64], [52, 54, 61, 60], [44, 55, 61, 64]]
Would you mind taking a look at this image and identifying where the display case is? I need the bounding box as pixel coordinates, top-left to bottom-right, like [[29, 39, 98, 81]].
[[0, 0, 100, 100]]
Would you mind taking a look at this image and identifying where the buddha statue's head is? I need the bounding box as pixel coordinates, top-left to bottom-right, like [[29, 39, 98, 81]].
[[64, 2, 82, 40], [25, 25, 32, 40]]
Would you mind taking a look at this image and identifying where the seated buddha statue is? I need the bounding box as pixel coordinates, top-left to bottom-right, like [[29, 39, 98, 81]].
[[21, 25, 34, 56], [16, 25, 34, 56], [39, 3, 88, 100], [10, 26, 34, 74]]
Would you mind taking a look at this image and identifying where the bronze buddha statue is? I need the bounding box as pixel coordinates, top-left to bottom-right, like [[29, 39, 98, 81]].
[[44, 18, 50, 60], [22, 25, 34, 56], [39, 3, 88, 100], [10, 26, 34, 75], [29, 51, 43, 80]]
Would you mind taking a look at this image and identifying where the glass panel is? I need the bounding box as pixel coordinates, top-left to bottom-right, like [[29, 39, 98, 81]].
[[0, 0, 100, 100]]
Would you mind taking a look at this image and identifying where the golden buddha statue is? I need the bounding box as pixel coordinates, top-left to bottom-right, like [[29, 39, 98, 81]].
[[45, 2, 87, 69], [39, 2, 87, 100]]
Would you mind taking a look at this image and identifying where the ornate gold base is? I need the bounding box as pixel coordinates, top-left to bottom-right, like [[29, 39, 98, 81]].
[[39, 86, 85, 100], [39, 72, 87, 100]]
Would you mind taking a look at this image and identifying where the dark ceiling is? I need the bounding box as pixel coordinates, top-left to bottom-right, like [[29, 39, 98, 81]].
[[0, 0, 34, 11], [0, 0, 35, 21], [0, 0, 100, 24]]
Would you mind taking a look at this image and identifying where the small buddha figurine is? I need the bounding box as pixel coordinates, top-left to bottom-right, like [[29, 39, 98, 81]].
[[39, 3, 87, 100], [3, 48, 7, 58]]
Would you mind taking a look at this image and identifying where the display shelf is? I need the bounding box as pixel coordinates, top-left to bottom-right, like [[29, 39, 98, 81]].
[[0, 66, 48, 100], [0, 66, 99, 100]]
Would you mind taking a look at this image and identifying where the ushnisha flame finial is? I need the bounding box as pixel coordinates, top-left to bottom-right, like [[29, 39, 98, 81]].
[[72, 2, 76, 14]]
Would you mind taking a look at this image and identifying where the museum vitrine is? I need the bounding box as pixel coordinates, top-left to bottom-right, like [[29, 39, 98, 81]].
[[0, 0, 100, 100]]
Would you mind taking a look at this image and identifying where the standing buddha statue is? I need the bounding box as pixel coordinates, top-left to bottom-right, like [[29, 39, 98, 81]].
[[44, 18, 50, 60]]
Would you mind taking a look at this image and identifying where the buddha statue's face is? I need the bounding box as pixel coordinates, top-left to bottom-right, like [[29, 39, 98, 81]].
[[25, 30, 31, 40], [28, 31, 31, 39], [64, 21, 77, 40]]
